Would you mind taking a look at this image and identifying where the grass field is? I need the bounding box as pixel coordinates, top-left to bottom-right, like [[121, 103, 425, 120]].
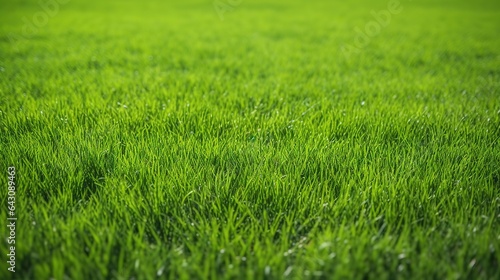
[[1, 0, 500, 279]]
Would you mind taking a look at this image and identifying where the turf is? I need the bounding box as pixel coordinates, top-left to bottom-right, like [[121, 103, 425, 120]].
[[1, 0, 499, 279]]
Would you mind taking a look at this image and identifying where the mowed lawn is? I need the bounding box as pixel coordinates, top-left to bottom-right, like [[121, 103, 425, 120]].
[[1, 0, 499, 279]]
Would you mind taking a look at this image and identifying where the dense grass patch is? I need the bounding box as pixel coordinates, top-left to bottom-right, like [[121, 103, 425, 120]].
[[1, 0, 499, 279]]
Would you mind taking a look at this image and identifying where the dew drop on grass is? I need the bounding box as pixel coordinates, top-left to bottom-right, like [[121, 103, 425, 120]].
[[319, 242, 331, 250], [265, 266, 271, 275], [156, 266, 165, 276], [284, 266, 293, 277]]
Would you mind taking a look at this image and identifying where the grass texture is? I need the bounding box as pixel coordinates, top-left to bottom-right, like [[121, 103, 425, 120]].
[[0, 0, 499, 279]]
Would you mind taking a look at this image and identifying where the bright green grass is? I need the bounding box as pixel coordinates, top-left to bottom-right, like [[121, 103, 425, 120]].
[[1, 0, 499, 279]]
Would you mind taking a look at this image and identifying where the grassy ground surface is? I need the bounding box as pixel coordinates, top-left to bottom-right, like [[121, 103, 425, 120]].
[[1, 0, 500, 279]]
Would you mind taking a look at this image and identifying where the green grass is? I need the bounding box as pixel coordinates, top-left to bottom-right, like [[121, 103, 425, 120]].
[[1, 0, 499, 279]]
